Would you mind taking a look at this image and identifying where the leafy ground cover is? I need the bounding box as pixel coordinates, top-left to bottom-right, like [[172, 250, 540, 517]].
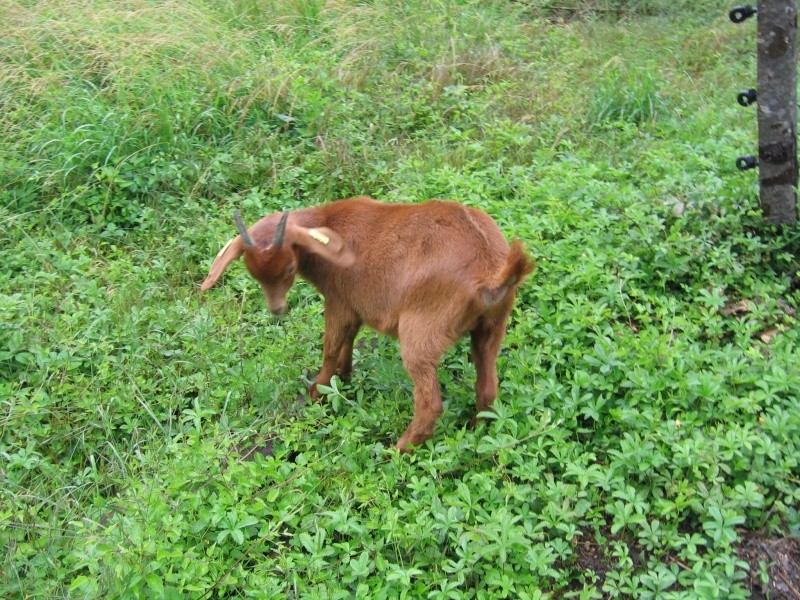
[[2, 0, 799, 597]]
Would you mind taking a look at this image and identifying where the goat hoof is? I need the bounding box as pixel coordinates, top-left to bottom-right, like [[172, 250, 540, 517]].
[[394, 442, 414, 454]]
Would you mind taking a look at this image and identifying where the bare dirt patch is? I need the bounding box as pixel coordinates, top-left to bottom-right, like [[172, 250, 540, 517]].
[[738, 534, 800, 599]]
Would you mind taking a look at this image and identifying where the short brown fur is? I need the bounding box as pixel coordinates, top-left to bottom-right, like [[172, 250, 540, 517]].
[[201, 197, 535, 451]]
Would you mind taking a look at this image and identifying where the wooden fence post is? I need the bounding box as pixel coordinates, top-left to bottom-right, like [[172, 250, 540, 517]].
[[756, 0, 797, 226]]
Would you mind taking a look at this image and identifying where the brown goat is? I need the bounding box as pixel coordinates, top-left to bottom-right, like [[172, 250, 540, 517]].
[[201, 197, 534, 451]]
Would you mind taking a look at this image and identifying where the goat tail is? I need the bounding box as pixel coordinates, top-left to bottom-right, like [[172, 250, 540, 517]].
[[481, 239, 536, 306], [499, 239, 536, 288]]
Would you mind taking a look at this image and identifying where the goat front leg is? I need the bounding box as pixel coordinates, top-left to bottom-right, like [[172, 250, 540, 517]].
[[335, 327, 359, 380], [309, 305, 360, 400], [396, 316, 453, 452]]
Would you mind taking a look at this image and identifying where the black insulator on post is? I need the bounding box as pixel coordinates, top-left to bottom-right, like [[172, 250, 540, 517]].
[[736, 155, 759, 170], [737, 88, 758, 106], [730, 5, 758, 23]]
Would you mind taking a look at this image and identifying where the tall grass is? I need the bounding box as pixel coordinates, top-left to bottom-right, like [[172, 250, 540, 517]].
[[589, 61, 665, 124], [2, 0, 338, 224], [1, 0, 743, 223]]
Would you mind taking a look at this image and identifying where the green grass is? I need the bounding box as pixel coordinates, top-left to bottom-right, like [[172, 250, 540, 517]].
[[2, 0, 799, 597]]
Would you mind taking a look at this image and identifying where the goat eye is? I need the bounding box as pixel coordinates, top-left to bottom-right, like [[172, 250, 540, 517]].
[[284, 265, 296, 278]]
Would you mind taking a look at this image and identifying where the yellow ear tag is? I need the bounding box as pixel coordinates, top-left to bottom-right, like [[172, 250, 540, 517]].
[[216, 237, 235, 258], [308, 229, 330, 246]]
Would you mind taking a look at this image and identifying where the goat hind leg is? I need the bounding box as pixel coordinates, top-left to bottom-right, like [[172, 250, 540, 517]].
[[395, 318, 453, 452], [469, 317, 508, 427]]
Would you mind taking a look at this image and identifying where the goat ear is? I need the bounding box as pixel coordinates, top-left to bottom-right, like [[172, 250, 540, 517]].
[[200, 236, 244, 291], [293, 226, 355, 268]]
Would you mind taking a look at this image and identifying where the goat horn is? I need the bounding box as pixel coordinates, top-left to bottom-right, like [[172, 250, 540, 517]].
[[233, 210, 255, 249], [273, 210, 289, 248]]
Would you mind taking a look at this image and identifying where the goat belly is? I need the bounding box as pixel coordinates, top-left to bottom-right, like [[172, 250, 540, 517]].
[[364, 316, 400, 337]]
